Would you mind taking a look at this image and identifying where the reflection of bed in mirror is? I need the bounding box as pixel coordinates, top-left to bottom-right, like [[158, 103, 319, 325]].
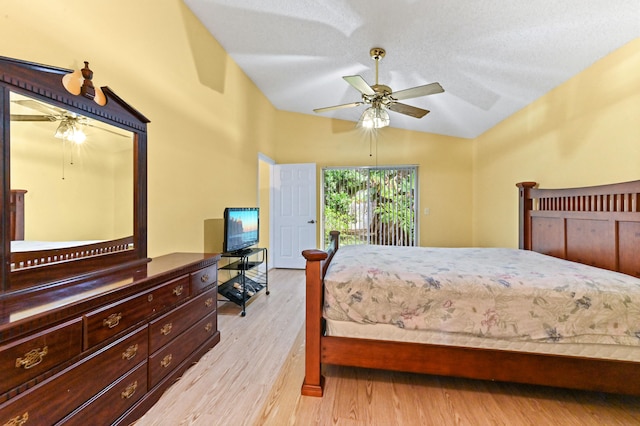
[[9, 188, 134, 270], [11, 237, 134, 270], [9, 87, 136, 285]]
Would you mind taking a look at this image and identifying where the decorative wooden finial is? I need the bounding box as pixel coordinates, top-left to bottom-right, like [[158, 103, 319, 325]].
[[80, 61, 96, 100]]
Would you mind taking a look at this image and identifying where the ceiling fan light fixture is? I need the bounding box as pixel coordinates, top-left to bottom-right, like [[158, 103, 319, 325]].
[[70, 126, 87, 144], [54, 120, 71, 139], [359, 106, 390, 129], [54, 119, 86, 144]]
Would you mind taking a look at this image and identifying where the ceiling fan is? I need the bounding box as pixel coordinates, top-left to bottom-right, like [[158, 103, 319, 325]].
[[10, 98, 128, 142], [314, 47, 444, 129]]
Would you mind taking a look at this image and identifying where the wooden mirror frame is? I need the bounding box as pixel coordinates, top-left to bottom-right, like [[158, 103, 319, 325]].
[[0, 56, 149, 294]]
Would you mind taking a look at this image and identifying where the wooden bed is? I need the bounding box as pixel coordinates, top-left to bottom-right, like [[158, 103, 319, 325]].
[[301, 180, 640, 397]]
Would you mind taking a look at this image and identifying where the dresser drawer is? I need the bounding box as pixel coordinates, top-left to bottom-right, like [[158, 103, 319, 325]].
[[84, 276, 189, 348], [0, 318, 82, 395], [148, 311, 217, 388], [0, 326, 147, 425], [190, 265, 217, 294], [149, 288, 217, 353], [58, 361, 148, 426]]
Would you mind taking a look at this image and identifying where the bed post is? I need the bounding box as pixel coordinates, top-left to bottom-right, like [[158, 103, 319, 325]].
[[323, 230, 340, 275], [10, 189, 27, 241], [516, 182, 537, 250], [301, 248, 327, 396]]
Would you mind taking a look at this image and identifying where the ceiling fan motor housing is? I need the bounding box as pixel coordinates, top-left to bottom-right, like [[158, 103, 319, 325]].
[[364, 84, 393, 108], [370, 47, 386, 61]]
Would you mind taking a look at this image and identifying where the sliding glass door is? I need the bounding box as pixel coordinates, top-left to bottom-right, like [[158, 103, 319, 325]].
[[322, 166, 418, 247]]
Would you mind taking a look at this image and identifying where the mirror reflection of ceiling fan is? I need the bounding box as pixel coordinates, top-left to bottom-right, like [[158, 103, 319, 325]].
[[10, 98, 128, 143], [314, 47, 444, 129]]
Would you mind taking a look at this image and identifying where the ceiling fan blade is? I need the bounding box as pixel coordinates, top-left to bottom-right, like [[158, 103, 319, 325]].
[[86, 123, 130, 138], [10, 114, 56, 122], [391, 82, 444, 101], [343, 75, 375, 96], [12, 99, 65, 116], [313, 101, 363, 114], [387, 102, 430, 118]]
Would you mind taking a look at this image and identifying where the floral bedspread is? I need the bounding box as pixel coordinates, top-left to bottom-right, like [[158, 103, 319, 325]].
[[323, 245, 640, 346]]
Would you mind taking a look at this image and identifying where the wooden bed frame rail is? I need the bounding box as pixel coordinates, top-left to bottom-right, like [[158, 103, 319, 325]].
[[302, 180, 640, 397]]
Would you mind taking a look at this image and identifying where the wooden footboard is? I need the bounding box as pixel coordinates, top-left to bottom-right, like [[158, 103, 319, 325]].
[[11, 236, 135, 271], [301, 181, 640, 397]]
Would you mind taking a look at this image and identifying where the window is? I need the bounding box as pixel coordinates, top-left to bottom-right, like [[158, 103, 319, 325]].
[[322, 166, 418, 247]]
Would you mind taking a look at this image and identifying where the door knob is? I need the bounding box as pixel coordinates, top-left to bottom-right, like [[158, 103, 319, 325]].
[[308, 220, 316, 224]]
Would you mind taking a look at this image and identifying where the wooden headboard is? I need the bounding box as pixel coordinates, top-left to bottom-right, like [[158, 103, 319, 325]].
[[518, 181, 640, 278]]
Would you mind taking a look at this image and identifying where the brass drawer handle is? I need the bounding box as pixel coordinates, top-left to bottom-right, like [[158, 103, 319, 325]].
[[147, 294, 154, 302], [160, 354, 172, 368], [16, 346, 48, 369], [200, 274, 210, 283], [121, 380, 138, 399], [205, 298, 214, 308], [205, 322, 213, 333], [122, 344, 139, 360], [3, 412, 28, 426], [103, 313, 122, 329], [173, 284, 184, 296], [160, 323, 173, 336]]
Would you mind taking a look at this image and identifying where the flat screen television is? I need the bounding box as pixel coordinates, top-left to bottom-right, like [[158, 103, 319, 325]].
[[223, 207, 259, 254]]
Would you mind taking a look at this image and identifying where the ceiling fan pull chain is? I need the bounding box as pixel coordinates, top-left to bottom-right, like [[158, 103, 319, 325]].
[[369, 132, 373, 157], [61, 139, 66, 180]]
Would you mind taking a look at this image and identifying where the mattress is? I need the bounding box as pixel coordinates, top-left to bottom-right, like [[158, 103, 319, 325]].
[[325, 318, 640, 362], [323, 244, 640, 347], [11, 240, 103, 252]]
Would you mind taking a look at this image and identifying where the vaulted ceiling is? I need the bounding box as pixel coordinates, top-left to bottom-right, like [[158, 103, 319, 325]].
[[184, 1, 639, 138]]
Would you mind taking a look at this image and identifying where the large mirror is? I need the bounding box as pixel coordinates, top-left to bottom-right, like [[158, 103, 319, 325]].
[[10, 92, 134, 247], [1, 56, 149, 294]]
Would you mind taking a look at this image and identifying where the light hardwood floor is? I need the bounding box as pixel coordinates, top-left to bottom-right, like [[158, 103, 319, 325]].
[[137, 269, 640, 426]]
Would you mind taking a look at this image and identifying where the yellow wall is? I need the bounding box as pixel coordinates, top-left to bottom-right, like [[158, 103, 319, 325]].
[[273, 112, 474, 247], [473, 39, 640, 248], [1, 0, 278, 257], [11, 123, 131, 240]]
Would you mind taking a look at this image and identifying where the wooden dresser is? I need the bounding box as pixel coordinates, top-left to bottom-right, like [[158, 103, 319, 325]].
[[0, 252, 221, 425]]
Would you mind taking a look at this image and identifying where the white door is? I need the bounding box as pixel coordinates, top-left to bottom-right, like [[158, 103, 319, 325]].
[[273, 163, 317, 268]]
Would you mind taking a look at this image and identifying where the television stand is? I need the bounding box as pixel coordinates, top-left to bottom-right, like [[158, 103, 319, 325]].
[[218, 247, 269, 316], [229, 248, 253, 257]]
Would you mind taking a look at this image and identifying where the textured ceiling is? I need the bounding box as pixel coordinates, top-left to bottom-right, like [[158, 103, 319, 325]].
[[183, 0, 639, 138]]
